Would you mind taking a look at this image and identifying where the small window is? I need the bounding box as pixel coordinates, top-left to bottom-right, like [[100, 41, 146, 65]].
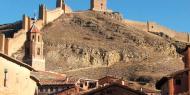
[[4, 68, 8, 87], [152, 26, 154, 28], [50, 87, 53, 92], [175, 79, 181, 85], [101, 3, 103, 9], [37, 48, 40, 55], [80, 84, 83, 88], [32, 35, 35, 41], [40, 88, 43, 92], [38, 36, 40, 42]]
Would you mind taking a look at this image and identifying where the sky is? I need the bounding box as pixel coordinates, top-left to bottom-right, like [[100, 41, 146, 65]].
[[0, 0, 190, 32]]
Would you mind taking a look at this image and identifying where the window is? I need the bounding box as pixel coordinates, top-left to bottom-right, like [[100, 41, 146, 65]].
[[101, 3, 103, 9], [152, 26, 154, 28], [175, 79, 181, 85], [50, 87, 53, 92], [4, 68, 8, 87], [38, 36, 40, 42], [40, 88, 43, 92], [37, 48, 40, 55], [32, 35, 35, 41]]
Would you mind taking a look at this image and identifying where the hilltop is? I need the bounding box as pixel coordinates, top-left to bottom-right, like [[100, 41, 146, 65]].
[[38, 11, 186, 87]]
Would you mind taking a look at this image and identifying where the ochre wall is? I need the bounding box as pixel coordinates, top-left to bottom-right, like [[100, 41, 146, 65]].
[[123, 20, 148, 32], [124, 19, 190, 43], [63, 5, 72, 13], [46, 8, 64, 24], [4, 29, 27, 56], [91, 0, 107, 11], [0, 34, 5, 53], [0, 56, 37, 95]]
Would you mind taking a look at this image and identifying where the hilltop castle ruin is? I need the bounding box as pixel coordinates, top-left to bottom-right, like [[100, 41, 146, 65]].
[[0, 0, 189, 71]]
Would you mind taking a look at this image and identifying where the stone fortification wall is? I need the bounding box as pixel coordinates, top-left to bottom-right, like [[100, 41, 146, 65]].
[[147, 22, 176, 38], [124, 19, 190, 43], [0, 0, 71, 56], [123, 20, 148, 32], [46, 8, 64, 24], [174, 32, 190, 42], [4, 29, 26, 55], [63, 4, 73, 13]]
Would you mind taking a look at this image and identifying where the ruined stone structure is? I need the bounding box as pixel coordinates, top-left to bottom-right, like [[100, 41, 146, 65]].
[[91, 0, 107, 11], [25, 24, 45, 71]]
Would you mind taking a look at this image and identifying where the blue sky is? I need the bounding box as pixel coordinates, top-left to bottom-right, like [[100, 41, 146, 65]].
[[0, 0, 190, 32]]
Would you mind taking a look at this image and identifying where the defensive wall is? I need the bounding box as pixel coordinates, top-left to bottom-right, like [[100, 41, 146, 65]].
[[123, 19, 190, 43], [0, 0, 189, 57], [0, 0, 72, 56]]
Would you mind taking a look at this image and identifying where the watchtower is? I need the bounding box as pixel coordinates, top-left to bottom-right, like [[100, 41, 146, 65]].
[[91, 0, 107, 11]]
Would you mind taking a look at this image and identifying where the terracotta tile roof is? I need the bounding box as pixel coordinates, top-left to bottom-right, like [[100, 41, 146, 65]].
[[30, 24, 40, 33], [31, 71, 69, 86], [82, 83, 146, 95], [156, 68, 189, 89], [0, 53, 35, 71]]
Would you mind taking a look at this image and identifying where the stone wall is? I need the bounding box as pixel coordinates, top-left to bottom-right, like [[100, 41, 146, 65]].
[[4, 29, 26, 56], [0, 34, 5, 53], [0, 54, 37, 95], [63, 4, 73, 13], [46, 8, 64, 24], [123, 20, 148, 32], [124, 19, 190, 43], [91, 0, 107, 11]]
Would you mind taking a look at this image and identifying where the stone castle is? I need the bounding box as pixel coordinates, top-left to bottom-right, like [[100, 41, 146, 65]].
[[0, 0, 189, 71], [0, 0, 189, 94]]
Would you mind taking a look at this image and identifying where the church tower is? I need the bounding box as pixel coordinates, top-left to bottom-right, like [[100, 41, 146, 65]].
[[25, 23, 45, 71]]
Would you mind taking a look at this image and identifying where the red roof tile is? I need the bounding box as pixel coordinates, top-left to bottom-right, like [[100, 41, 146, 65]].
[[31, 71, 68, 86], [30, 24, 40, 33]]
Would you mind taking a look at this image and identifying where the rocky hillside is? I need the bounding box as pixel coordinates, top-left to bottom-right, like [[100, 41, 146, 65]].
[[38, 11, 187, 87]]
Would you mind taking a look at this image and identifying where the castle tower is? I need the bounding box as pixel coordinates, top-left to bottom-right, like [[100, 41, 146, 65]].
[[39, 4, 47, 25], [56, 0, 64, 8], [91, 0, 107, 11], [25, 23, 45, 71]]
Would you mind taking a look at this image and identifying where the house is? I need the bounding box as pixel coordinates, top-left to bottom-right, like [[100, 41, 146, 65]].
[[76, 78, 99, 91], [98, 75, 125, 86], [156, 45, 190, 95], [31, 71, 75, 95], [49, 86, 80, 95], [82, 83, 146, 95], [0, 52, 37, 95]]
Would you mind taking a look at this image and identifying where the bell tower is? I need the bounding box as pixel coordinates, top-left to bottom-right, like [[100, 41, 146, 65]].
[[25, 23, 45, 71]]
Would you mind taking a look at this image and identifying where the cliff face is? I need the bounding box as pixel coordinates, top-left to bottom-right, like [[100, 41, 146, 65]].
[[41, 11, 184, 85]]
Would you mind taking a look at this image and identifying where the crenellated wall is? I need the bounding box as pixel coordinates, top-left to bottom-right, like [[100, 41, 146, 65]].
[[123, 20, 148, 32], [4, 29, 26, 55], [124, 19, 190, 43], [46, 8, 64, 24], [0, 0, 73, 56]]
